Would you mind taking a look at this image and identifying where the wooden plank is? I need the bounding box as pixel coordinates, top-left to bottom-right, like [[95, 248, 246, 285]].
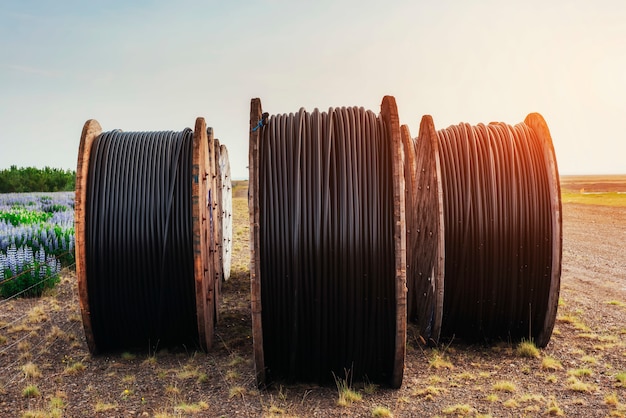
[[192, 117, 214, 351], [219, 144, 233, 281], [401, 125, 417, 324], [75, 119, 102, 354], [249, 98, 266, 386], [211, 134, 222, 323], [380, 96, 407, 389], [414, 115, 445, 345], [524, 113, 562, 348], [214, 138, 224, 283]]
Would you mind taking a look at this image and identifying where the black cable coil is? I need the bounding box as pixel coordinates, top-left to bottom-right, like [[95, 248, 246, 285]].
[[256, 106, 399, 384], [85, 129, 198, 351]]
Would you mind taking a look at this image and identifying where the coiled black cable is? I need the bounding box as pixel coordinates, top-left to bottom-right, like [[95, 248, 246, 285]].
[[85, 129, 198, 351], [255, 105, 399, 385]]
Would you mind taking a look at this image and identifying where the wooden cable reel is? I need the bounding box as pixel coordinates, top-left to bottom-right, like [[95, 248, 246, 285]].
[[75, 118, 225, 353], [403, 113, 562, 347], [249, 96, 407, 388]]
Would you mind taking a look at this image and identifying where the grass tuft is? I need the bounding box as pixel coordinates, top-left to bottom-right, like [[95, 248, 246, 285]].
[[581, 355, 598, 364], [429, 350, 454, 370], [545, 398, 564, 416], [485, 394, 499, 402], [492, 381, 516, 393], [503, 398, 519, 408], [567, 376, 595, 393], [27, 305, 48, 324], [605, 393, 620, 406], [568, 368, 592, 377], [94, 401, 117, 412], [516, 339, 540, 358], [413, 385, 443, 399], [333, 371, 362, 407], [541, 356, 563, 371], [229, 386, 246, 399], [441, 404, 473, 415], [22, 385, 40, 398], [22, 362, 42, 379], [174, 401, 209, 413], [165, 385, 181, 396], [64, 361, 86, 375], [372, 406, 393, 417]]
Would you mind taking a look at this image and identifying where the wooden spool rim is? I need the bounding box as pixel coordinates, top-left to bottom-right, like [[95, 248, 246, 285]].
[[524, 112, 562, 348], [210, 132, 222, 325], [380, 95, 407, 389], [213, 137, 223, 285], [249, 98, 265, 386], [418, 115, 446, 345], [75, 119, 102, 354], [423, 115, 446, 346], [219, 144, 233, 281], [403, 115, 446, 346], [193, 117, 216, 351]]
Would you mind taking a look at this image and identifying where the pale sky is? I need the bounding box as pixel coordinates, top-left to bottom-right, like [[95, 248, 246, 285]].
[[1, 0, 625, 179]]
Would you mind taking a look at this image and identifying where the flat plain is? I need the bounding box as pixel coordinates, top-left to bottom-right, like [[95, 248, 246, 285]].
[[1, 176, 625, 417]]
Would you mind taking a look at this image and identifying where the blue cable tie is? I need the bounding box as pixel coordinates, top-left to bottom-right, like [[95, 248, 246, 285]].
[[251, 112, 269, 133], [251, 120, 263, 132]]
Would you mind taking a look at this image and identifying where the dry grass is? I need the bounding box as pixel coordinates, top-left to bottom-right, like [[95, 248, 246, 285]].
[[441, 404, 473, 415], [174, 401, 209, 413], [22, 385, 40, 398], [492, 381, 516, 393], [516, 339, 540, 358], [94, 401, 117, 413], [429, 350, 454, 370], [561, 191, 626, 207], [21, 362, 42, 379], [372, 405, 393, 417], [542, 356, 564, 371]]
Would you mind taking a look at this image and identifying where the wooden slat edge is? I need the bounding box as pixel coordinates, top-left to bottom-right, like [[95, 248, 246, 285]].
[[193, 117, 213, 351], [381, 95, 407, 389], [75, 119, 102, 354], [419, 114, 445, 345], [249, 98, 266, 386], [524, 113, 562, 348]]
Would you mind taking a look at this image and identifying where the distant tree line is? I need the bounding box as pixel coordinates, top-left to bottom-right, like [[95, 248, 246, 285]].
[[0, 166, 75, 193]]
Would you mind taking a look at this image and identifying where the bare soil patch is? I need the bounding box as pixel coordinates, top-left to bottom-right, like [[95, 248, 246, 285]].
[[1, 178, 626, 417]]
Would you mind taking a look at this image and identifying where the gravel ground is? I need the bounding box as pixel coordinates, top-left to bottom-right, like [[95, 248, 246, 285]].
[[1, 178, 625, 417]]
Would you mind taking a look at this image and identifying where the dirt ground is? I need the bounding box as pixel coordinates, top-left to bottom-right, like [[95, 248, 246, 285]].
[[1, 177, 625, 417]]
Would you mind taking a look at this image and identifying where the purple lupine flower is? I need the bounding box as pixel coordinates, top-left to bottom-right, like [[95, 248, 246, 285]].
[[0, 254, 5, 280], [6, 244, 17, 274], [24, 246, 34, 268], [36, 248, 46, 264]]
